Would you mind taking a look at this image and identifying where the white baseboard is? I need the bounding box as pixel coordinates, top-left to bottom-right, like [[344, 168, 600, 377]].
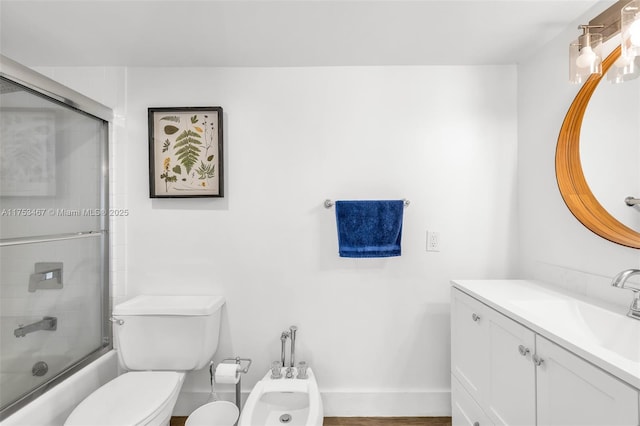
[[174, 390, 451, 417], [322, 391, 451, 417]]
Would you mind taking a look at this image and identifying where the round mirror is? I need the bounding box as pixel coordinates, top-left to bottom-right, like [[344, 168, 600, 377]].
[[556, 46, 640, 249], [581, 56, 640, 231]]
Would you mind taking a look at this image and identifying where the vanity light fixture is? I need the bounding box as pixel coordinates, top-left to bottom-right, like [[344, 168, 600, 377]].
[[572, 0, 640, 83], [622, 0, 640, 60], [606, 54, 639, 82], [569, 25, 603, 84]]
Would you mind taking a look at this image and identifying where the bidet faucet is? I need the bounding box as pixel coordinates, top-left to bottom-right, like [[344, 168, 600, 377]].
[[280, 330, 289, 368], [611, 269, 640, 320], [279, 325, 299, 371], [289, 326, 297, 367]]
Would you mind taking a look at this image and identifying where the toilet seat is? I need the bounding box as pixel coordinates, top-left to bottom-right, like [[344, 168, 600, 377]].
[[65, 371, 185, 426]]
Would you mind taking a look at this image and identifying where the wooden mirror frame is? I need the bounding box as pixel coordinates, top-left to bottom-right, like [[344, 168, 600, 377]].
[[556, 46, 640, 249]]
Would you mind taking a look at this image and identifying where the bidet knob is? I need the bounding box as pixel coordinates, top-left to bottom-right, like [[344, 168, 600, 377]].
[[471, 313, 480, 322], [271, 361, 283, 379]]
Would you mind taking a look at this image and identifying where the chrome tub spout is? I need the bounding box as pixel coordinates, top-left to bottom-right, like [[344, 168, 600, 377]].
[[14, 317, 57, 338]]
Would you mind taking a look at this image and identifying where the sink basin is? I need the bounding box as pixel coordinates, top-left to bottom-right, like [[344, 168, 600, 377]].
[[512, 298, 640, 362]]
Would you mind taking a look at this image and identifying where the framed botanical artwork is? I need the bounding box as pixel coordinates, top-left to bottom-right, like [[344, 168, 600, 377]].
[[148, 107, 223, 198]]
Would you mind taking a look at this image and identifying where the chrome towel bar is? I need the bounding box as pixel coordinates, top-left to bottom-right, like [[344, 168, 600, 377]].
[[324, 199, 410, 209]]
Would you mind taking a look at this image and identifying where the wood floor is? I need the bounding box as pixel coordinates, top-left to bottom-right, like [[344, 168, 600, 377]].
[[171, 416, 452, 426], [323, 418, 452, 426]]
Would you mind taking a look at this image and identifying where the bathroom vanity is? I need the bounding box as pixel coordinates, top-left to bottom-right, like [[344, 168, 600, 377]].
[[450, 279, 640, 426]]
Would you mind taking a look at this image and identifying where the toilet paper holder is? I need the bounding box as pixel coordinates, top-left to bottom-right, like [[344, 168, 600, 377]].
[[220, 356, 252, 374], [210, 356, 252, 417]]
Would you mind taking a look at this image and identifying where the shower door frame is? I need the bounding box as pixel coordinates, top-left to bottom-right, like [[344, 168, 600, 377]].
[[0, 55, 113, 420]]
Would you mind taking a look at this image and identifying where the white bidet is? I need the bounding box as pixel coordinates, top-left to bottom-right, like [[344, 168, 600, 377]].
[[238, 368, 323, 426]]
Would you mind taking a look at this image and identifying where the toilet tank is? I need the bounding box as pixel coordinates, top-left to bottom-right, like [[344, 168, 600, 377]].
[[112, 295, 225, 371]]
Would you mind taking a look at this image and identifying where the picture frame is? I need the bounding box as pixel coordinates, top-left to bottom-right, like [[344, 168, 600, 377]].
[[148, 106, 223, 198]]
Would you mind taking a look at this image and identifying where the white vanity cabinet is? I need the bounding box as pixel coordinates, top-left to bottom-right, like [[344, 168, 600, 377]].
[[451, 286, 640, 426], [452, 288, 535, 426], [535, 336, 639, 426]]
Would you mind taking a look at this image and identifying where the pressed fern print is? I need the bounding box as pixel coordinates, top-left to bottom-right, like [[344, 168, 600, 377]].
[[174, 129, 202, 174], [150, 108, 221, 197]]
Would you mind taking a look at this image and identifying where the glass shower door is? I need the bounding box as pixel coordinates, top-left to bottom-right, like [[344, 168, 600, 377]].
[[0, 76, 110, 417]]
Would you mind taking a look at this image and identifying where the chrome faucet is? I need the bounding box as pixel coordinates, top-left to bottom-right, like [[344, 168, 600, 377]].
[[611, 269, 640, 320], [14, 316, 57, 337], [289, 326, 297, 367], [280, 330, 289, 368], [279, 325, 299, 377]]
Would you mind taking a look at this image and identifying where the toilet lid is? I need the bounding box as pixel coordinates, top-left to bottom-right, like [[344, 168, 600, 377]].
[[65, 371, 183, 426], [114, 295, 225, 316]]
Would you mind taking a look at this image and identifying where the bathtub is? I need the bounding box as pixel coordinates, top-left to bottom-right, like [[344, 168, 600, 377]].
[[0, 351, 117, 426], [1, 354, 74, 409]]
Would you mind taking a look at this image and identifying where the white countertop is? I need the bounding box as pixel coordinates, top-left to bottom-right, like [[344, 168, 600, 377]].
[[451, 279, 640, 389]]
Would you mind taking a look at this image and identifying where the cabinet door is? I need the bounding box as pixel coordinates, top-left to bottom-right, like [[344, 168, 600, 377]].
[[451, 288, 489, 404], [536, 336, 639, 426], [485, 309, 536, 426], [452, 374, 494, 426]]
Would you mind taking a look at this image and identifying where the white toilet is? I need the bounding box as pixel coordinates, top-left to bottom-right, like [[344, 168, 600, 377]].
[[65, 294, 225, 426]]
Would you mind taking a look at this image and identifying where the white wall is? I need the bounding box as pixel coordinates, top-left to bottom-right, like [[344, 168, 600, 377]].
[[6, 63, 518, 417], [123, 65, 519, 415], [517, 5, 640, 308]]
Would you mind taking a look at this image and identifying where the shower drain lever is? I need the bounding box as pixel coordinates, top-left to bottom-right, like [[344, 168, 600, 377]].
[[32, 361, 49, 377]]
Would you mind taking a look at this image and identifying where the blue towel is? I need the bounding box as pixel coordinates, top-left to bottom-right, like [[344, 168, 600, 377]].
[[335, 200, 404, 258]]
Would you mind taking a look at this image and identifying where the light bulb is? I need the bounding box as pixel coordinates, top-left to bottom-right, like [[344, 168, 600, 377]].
[[615, 55, 632, 68], [629, 19, 640, 47], [576, 46, 596, 68]]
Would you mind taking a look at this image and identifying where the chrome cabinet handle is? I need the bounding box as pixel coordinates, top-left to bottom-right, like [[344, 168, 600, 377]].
[[518, 345, 530, 356], [471, 313, 481, 322], [532, 354, 544, 366]]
